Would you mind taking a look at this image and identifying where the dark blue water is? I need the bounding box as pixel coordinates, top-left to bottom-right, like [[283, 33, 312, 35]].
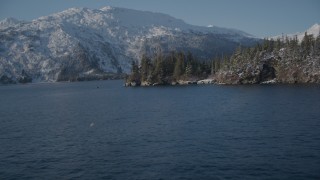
[[0, 81, 320, 179]]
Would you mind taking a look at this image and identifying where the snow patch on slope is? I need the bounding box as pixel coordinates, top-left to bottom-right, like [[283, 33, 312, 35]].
[[0, 6, 257, 83]]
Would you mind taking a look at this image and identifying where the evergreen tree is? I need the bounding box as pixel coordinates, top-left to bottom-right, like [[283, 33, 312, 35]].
[[263, 39, 270, 51], [267, 39, 274, 52], [153, 51, 165, 84], [173, 52, 185, 80], [140, 54, 151, 82], [301, 32, 313, 57], [289, 36, 298, 51], [163, 52, 175, 78], [314, 34, 320, 56], [128, 60, 141, 83], [285, 36, 299, 62], [211, 60, 215, 74], [155, 63, 164, 83], [275, 38, 282, 51], [222, 55, 230, 70], [214, 57, 220, 73], [185, 63, 193, 78]]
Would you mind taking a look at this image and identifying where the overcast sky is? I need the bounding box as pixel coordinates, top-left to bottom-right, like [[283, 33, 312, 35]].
[[0, 0, 319, 37]]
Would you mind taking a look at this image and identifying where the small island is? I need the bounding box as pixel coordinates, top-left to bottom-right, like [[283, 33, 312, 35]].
[[126, 33, 320, 86]]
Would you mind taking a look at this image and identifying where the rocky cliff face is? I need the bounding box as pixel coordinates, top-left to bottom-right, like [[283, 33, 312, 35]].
[[0, 6, 258, 84]]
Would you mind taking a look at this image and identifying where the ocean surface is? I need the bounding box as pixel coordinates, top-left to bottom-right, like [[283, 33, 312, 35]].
[[0, 80, 320, 179]]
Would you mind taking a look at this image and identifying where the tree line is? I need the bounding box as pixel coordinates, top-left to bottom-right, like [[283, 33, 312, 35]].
[[127, 51, 212, 85], [126, 32, 320, 85]]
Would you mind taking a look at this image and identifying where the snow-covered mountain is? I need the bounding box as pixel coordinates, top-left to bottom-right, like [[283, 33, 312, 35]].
[[0, 17, 24, 29], [270, 23, 320, 42], [0, 6, 258, 83]]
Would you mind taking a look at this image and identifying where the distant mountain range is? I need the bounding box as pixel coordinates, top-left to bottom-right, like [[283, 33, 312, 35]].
[[270, 23, 320, 42], [0, 6, 259, 83]]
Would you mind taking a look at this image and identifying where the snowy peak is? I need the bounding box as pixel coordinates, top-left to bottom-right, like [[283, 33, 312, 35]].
[[270, 23, 320, 42], [35, 6, 186, 27], [33, 6, 253, 38], [104, 7, 186, 28], [100, 6, 254, 37], [307, 23, 320, 37], [100, 6, 113, 11]]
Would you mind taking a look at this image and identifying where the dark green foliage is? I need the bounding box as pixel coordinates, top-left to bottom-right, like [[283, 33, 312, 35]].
[[127, 51, 211, 85], [127, 33, 320, 85], [18, 69, 32, 83], [215, 33, 320, 84], [0, 75, 16, 84], [127, 60, 141, 84], [314, 35, 320, 56], [214, 57, 221, 73], [274, 38, 283, 51], [153, 57, 165, 83], [301, 32, 314, 57], [140, 54, 152, 82], [173, 52, 185, 80]]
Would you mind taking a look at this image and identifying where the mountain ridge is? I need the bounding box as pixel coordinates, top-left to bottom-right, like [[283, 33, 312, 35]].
[[0, 6, 258, 83], [269, 23, 320, 42], [1, 6, 254, 38]]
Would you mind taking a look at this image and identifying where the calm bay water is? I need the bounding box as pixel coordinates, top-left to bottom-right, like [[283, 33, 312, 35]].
[[0, 80, 320, 179]]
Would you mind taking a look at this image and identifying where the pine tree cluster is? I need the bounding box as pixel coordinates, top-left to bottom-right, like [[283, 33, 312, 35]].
[[214, 33, 320, 84], [127, 33, 320, 86], [126, 51, 211, 86]]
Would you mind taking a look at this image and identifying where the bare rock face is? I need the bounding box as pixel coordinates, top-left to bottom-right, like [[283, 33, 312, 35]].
[[260, 64, 276, 82]]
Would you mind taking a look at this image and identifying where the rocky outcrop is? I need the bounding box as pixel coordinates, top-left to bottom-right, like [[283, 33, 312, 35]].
[[214, 61, 276, 84], [197, 79, 214, 84]]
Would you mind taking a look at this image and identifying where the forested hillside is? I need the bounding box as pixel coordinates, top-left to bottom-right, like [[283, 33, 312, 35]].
[[126, 32, 320, 86]]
